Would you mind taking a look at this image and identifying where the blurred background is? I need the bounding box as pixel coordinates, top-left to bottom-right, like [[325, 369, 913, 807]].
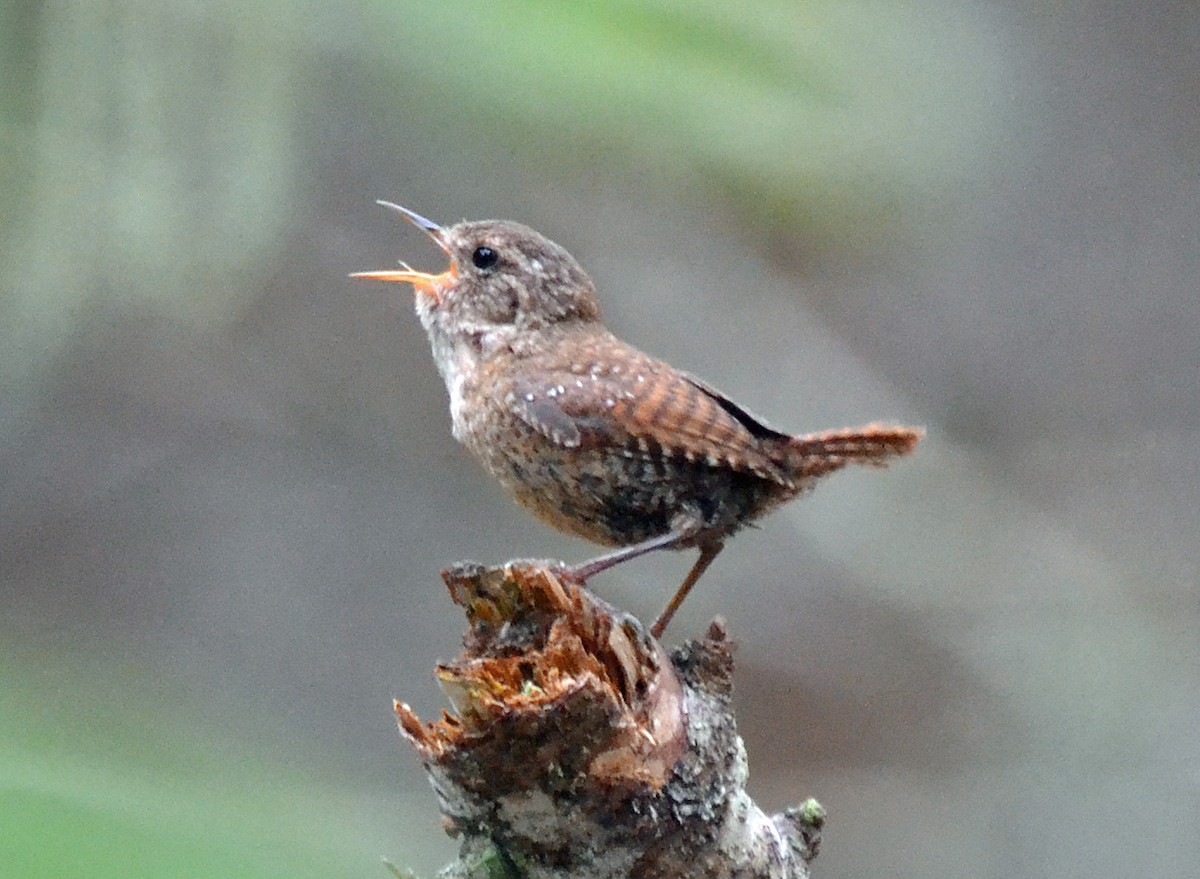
[[3, 2, 1197, 877]]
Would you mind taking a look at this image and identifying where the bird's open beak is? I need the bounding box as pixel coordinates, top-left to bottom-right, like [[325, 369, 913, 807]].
[[350, 201, 455, 301]]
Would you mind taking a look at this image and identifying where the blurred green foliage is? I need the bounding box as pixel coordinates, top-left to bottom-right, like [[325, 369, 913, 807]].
[[1, 1, 304, 410], [0, 636, 403, 878], [1, 1, 1002, 400], [360, 1, 1001, 227]]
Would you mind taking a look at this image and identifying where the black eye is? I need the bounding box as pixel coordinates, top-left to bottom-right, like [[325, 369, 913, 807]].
[[471, 246, 499, 270]]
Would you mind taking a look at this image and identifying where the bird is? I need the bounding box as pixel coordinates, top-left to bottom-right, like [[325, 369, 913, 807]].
[[353, 202, 922, 637]]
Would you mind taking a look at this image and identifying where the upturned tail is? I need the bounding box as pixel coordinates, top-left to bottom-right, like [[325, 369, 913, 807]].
[[784, 423, 924, 482]]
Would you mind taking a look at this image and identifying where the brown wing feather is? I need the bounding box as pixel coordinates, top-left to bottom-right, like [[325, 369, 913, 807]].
[[504, 337, 793, 485]]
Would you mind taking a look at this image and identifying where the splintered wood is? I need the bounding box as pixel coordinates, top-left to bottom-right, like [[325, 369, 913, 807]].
[[395, 561, 685, 789]]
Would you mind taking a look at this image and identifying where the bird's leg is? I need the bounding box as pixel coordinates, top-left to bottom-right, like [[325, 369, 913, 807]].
[[566, 528, 687, 582], [567, 509, 712, 582], [650, 539, 724, 639], [564, 516, 724, 639]]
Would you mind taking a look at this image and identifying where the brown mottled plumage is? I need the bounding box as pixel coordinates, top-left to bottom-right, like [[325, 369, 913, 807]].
[[353, 203, 922, 636]]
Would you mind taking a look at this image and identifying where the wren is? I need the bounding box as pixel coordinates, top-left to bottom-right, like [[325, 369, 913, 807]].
[[353, 202, 922, 637]]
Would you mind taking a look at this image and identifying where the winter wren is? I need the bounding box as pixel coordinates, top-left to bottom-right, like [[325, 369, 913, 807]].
[[353, 202, 922, 637]]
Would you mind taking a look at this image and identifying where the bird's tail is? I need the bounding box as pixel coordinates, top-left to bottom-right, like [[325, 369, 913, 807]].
[[784, 423, 924, 482]]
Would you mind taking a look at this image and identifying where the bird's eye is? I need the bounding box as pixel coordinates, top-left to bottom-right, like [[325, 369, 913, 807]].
[[471, 246, 499, 270]]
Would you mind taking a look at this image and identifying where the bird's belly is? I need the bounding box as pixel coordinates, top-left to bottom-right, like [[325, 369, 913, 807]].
[[464, 423, 767, 548], [502, 447, 675, 546]]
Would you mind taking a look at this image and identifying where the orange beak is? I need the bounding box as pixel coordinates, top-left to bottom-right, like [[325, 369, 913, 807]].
[[350, 201, 455, 300]]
